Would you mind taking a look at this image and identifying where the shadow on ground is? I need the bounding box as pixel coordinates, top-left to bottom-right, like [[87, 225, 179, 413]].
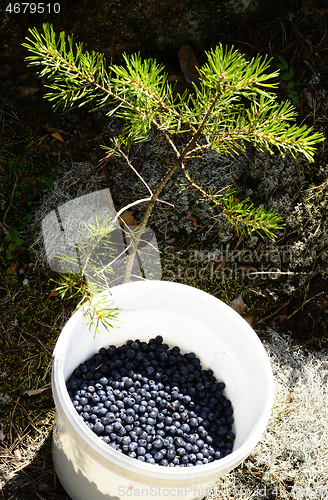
[[2, 432, 71, 500]]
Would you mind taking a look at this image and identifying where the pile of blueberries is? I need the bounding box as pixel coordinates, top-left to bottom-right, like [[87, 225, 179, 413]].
[[67, 336, 235, 467]]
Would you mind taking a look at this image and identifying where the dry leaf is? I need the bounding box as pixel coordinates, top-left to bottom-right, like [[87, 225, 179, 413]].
[[237, 265, 250, 272], [187, 212, 197, 227], [244, 315, 254, 326], [39, 482, 51, 492], [165, 155, 172, 165], [51, 130, 65, 142], [284, 393, 292, 406], [25, 387, 48, 397], [44, 269, 57, 280], [304, 91, 313, 109], [44, 126, 59, 132], [178, 46, 201, 89], [10, 262, 20, 274], [14, 448, 22, 459], [119, 210, 137, 227], [0, 64, 12, 79], [167, 74, 184, 83], [215, 256, 227, 270], [165, 237, 176, 245], [230, 293, 247, 315], [45, 288, 58, 303], [17, 71, 30, 82], [18, 86, 39, 97], [0, 429, 5, 441]]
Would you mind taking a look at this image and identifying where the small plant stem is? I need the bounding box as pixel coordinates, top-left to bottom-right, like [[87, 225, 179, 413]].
[[122, 94, 220, 283], [181, 160, 224, 211]]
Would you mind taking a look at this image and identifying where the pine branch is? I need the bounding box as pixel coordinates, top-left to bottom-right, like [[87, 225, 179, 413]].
[[180, 161, 283, 239], [22, 23, 325, 292]]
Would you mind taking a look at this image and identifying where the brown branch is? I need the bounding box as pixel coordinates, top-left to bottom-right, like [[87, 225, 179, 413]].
[[180, 160, 224, 211], [286, 291, 325, 320], [122, 92, 221, 283]]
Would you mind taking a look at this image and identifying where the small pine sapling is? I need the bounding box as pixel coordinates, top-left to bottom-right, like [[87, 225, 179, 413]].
[[22, 24, 325, 328]]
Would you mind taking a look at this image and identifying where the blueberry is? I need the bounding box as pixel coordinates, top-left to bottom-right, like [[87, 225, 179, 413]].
[[67, 380, 79, 391], [180, 423, 190, 433], [166, 448, 176, 460], [189, 418, 198, 427], [135, 352, 144, 362], [174, 436, 184, 447], [154, 451, 164, 461], [183, 442, 192, 453], [101, 414, 115, 426], [168, 425, 177, 435], [124, 378, 134, 389], [218, 426, 229, 437], [176, 447, 186, 457], [94, 422, 104, 434], [196, 439, 204, 449], [105, 424, 114, 434], [129, 442, 138, 452], [224, 407, 234, 416], [152, 438, 163, 449], [127, 350, 136, 359]]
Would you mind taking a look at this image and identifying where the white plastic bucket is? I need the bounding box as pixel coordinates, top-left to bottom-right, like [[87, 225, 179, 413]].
[[52, 280, 274, 500]]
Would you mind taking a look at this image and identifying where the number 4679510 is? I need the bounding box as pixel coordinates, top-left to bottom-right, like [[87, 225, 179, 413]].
[[6, 3, 60, 13]]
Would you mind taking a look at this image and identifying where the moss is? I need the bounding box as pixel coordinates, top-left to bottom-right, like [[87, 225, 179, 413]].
[[159, 241, 271, 320], [0, 271, 73, 429]]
